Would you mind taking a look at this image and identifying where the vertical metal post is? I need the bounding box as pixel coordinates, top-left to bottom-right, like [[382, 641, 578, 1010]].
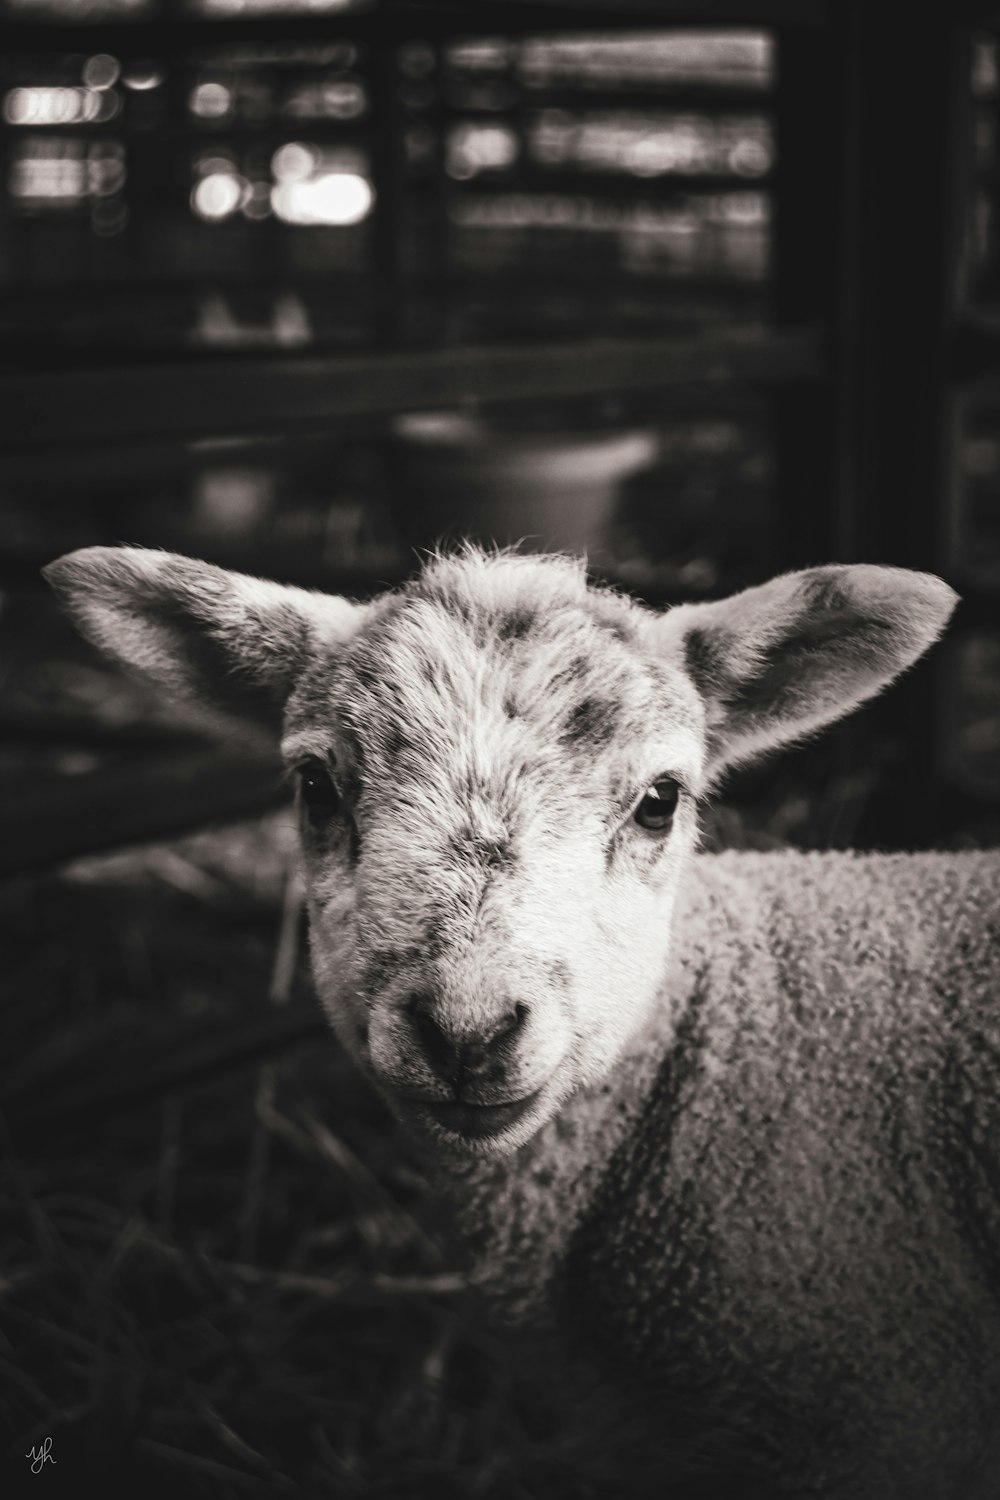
[[836, 3, 966, 572], [771, 23, 843, 570], [834, 3, 971, 842]]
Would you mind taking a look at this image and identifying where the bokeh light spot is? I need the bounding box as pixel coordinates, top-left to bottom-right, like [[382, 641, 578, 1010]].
[[190, 82, 234, 120], [192, 171, 243, 220], [82, 55, 121, 91]]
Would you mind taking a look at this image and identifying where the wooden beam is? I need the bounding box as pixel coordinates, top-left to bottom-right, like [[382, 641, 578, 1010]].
[[0, 747, 288, 879], [451, 167, 775, 197], [459, 0, 823, 21], [1, 0, 824, 56], [0, 710, 196, 749], [770, 24, 844, 568], [833, 5, 968, 574], [831, 2, 973, 842], [0, 326, 822, 452], [451, 86, 774, 112]]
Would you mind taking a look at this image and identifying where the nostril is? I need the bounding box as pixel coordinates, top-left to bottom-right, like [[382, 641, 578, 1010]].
[[482, 1003, 527, 1051], [503, 1002, 529, 1041], [407, 994, 456, 1073]]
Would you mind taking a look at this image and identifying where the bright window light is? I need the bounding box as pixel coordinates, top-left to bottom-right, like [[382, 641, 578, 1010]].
[[284, 79, 366, 120], [270, 142, 373, 225], [4, 86, 120, 127], [517, 32, 773, 90], [447, 123, 519, 180], [529, 112, 772, 179], [271, 170, 373, 225], [9, 140, 126, 207], [11, 155, 89, 201]]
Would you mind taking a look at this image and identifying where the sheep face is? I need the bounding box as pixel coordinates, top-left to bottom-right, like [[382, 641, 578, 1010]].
[[283, 555, 706, 1156], [43, 544, 957, 1160]]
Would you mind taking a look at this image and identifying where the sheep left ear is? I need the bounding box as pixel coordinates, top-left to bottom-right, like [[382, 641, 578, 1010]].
[[43, 546, 367, 738], [649, 564, 958, 778]]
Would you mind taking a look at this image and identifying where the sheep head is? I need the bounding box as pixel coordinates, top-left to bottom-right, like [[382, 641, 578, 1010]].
[[45, 545, 956, 1156]]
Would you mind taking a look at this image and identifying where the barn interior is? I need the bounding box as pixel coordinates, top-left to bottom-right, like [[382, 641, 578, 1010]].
[[2, 2, 998, 1492]]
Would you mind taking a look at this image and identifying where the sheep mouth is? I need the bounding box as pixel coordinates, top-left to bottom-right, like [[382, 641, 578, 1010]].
[[407, 1092, 542, 1141]]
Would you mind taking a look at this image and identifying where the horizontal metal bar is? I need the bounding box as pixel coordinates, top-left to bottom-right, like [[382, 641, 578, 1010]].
[[0, 325, 822, 450]]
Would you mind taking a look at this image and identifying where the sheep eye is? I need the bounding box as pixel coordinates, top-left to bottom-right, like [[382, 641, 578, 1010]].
[[634, 778, 680, 832], [298, 759, 340, 822]]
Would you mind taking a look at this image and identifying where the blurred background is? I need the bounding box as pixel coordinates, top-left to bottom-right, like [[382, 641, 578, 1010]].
[[2, 0, 999, 1494]]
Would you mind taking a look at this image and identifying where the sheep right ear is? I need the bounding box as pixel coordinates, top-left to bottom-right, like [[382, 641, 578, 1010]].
[[650, 564, 957, 779], [43, 546, 367, 737]]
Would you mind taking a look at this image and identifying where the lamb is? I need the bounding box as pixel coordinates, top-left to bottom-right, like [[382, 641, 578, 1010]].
[[45, 543, 1000, 1498]]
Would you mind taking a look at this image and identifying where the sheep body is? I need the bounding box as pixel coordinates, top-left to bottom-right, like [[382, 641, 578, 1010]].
[[447, 848, 1000, 1495], [43, 543, 1000, 1496]]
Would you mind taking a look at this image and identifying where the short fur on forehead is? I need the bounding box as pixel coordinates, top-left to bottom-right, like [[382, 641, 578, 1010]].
[[285, 547, 703, 795]]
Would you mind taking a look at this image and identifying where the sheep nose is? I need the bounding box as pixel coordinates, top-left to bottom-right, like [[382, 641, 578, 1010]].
[[407, 995, 527, 1085]]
